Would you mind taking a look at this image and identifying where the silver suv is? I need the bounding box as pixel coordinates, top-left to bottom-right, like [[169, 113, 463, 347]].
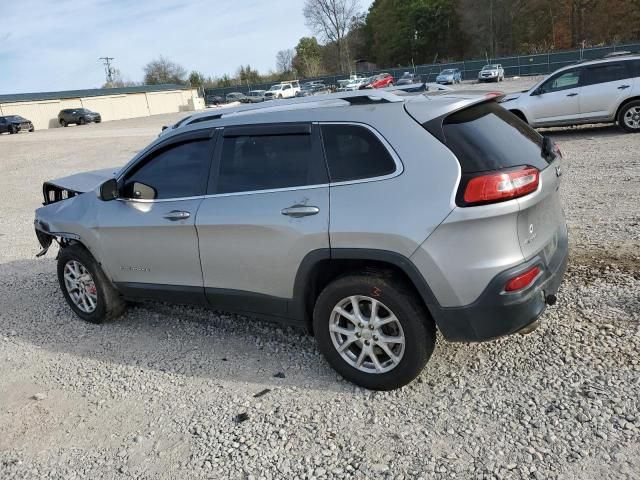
[[502, 54, 640, 132], [34, 90, 568, 390]]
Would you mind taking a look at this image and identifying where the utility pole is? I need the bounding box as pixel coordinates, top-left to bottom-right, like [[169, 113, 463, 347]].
[[99, 57, 116, 84]]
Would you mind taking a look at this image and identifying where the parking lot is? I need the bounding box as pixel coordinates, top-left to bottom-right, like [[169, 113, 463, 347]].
[[1, 78, 639, 479]]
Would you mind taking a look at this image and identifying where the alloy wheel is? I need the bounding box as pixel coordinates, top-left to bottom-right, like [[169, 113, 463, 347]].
[[329, 296, 405, 374], [63, 260, 98, 313], [623, 106, 640, 129]]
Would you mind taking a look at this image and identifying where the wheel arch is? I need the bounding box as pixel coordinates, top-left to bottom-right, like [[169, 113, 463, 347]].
[[292, 249, 440, 334]]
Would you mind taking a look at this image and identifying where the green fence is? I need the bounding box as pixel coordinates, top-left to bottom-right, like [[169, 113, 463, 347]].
[[204, 42, 640, 100]]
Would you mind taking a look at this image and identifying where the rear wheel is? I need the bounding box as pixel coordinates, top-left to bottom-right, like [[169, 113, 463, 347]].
[[313, 273, 436, 390], [618, 100, 640, 133], [57, 244, 126, 324]]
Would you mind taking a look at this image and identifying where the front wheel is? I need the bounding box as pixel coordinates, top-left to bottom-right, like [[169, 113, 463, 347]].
[[9, 125, 17, 134], [60, 119, 67, 127], [313, 273, 436, 390], [78, 117, 86, 125], [618, 100, 640, 133], [57, 244, 126, 324]]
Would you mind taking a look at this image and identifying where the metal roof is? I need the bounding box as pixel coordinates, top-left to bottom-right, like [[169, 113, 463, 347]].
[[0, 84, 191, 104]]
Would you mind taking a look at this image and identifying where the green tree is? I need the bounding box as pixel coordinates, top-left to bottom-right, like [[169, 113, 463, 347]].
[[188, 71, 206, 89], [293, 37, 324, 77]]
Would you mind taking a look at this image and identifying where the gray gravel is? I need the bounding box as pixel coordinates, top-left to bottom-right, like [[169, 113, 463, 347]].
[[1, 84, 639, 479]]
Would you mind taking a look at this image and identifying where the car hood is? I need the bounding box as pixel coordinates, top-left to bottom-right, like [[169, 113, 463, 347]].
[[46, 167, 119, 193]]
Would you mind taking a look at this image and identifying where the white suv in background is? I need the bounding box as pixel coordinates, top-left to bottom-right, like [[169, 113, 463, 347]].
[[264, 81, 301, 99], [502, 54, 640, 132]]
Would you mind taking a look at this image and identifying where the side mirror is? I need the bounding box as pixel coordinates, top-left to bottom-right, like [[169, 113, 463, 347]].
[[532, 87, 544, 96], [99, 178, 119, 201]]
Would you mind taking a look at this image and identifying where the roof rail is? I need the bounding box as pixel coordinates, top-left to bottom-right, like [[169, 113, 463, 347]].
[[185, 90, 403, 126]]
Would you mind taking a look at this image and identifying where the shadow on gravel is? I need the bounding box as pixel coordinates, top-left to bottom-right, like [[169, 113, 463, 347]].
[[1, 259, 347, 393]]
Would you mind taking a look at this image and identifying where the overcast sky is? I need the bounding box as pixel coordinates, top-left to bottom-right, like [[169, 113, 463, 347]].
[[0, 0, 374, 94]]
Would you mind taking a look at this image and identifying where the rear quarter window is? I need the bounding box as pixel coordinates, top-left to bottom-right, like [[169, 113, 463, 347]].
[[440, 102, 549, 173], [320, 124, 396, 182]]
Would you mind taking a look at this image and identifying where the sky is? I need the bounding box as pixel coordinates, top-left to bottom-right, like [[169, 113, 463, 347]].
[[0, 0, 374, 94]]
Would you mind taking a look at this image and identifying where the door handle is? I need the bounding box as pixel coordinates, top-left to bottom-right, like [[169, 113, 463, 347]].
[[281, 205, 320, 218], [618, 85, 630, 90], [566, 93, 578, 97], [163, 210, 191, 221]]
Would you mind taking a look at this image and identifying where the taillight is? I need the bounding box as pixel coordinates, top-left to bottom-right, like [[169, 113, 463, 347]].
[[505, 266, 541, 292], [462, 166, 539, 206]]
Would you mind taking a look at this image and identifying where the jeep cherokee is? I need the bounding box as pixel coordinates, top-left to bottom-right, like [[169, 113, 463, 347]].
[[34, 90, 568, 390]]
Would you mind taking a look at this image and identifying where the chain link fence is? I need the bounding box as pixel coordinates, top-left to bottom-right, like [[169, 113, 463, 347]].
[[204, 42, 640, 101]]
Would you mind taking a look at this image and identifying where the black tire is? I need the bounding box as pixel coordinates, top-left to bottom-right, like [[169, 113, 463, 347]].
[[57, 243, 126, 324], [29, 127, 35, 132], [617, 100, 640, 133], [60, 119, 67, 127], [313, 273, 436, 390], [78, 117, 86, 125], [9, 125, 16, 134]]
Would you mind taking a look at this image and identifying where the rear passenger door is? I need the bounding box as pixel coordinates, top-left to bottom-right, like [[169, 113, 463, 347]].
[[196, 123, 329, 317], [579, 61, 635, 120]]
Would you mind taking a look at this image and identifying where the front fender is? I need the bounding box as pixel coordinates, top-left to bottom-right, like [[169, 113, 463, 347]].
[[34, 192, 102, 259]]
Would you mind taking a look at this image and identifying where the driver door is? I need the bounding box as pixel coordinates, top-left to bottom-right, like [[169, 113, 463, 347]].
[[527, 68, 584, 126], [96, 130, 216, 302]]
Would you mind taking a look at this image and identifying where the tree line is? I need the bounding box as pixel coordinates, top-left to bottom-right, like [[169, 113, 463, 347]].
[[104, 0, 640, 90]]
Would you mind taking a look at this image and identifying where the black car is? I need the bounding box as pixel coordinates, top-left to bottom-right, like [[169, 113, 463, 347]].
[[58, 108, 101, 127], [296, 82, 329, 97], [0, 115, 34, 134]]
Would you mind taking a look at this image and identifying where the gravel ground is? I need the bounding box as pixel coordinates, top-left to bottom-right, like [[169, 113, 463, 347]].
[[1, 81, 639, 480]]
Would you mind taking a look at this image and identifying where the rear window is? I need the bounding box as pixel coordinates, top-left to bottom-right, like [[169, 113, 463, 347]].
[[440, 102, 549, 173]]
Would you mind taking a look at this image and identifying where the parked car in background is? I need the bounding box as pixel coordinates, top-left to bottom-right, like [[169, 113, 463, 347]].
[[501, 54, 640, 132], [264, 81, 301, 99], [339, 77, 368, 91], [478, 64, 505, 82], [297, 82, 329, 97], [436, 68, 462, 84], [396, 72, 421, 85], [225, 92, 247, 103], [35, 89, 567, 390], [205, 95, 223, 106], [58, 108, 101, 127], [245, 90, 266, 103], [0, 115, 34, 134], [362, 73, 394, 89]]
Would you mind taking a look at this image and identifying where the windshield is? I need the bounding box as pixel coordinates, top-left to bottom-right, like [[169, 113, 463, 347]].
[[7, 115, 27, 122], [269, 85, 282, 91], [440, 69, 455, 75], [400, 73, 412, 79], [482, 65, 498, 70]]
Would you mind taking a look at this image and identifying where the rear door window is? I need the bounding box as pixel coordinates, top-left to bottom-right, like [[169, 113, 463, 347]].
[[440, 102, 549, 173], [320, 124, 397, 182], [583, 62, 632, 86], [212, 124, 327, 194]]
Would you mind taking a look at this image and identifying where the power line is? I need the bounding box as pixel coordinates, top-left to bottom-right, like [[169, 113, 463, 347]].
[[99, 57, 116, 83]]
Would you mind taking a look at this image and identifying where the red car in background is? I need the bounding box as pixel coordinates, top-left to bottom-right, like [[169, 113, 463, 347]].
[[360, 73, 394, 89]]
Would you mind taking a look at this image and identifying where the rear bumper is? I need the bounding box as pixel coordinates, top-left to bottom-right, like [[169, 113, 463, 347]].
[[432, 229, 569, 342]]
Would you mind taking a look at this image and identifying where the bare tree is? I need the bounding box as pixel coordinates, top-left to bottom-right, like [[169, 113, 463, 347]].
[[143, 56, 187, 85], [303, 0, 361, 73], [276, 49, 295, 74]]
